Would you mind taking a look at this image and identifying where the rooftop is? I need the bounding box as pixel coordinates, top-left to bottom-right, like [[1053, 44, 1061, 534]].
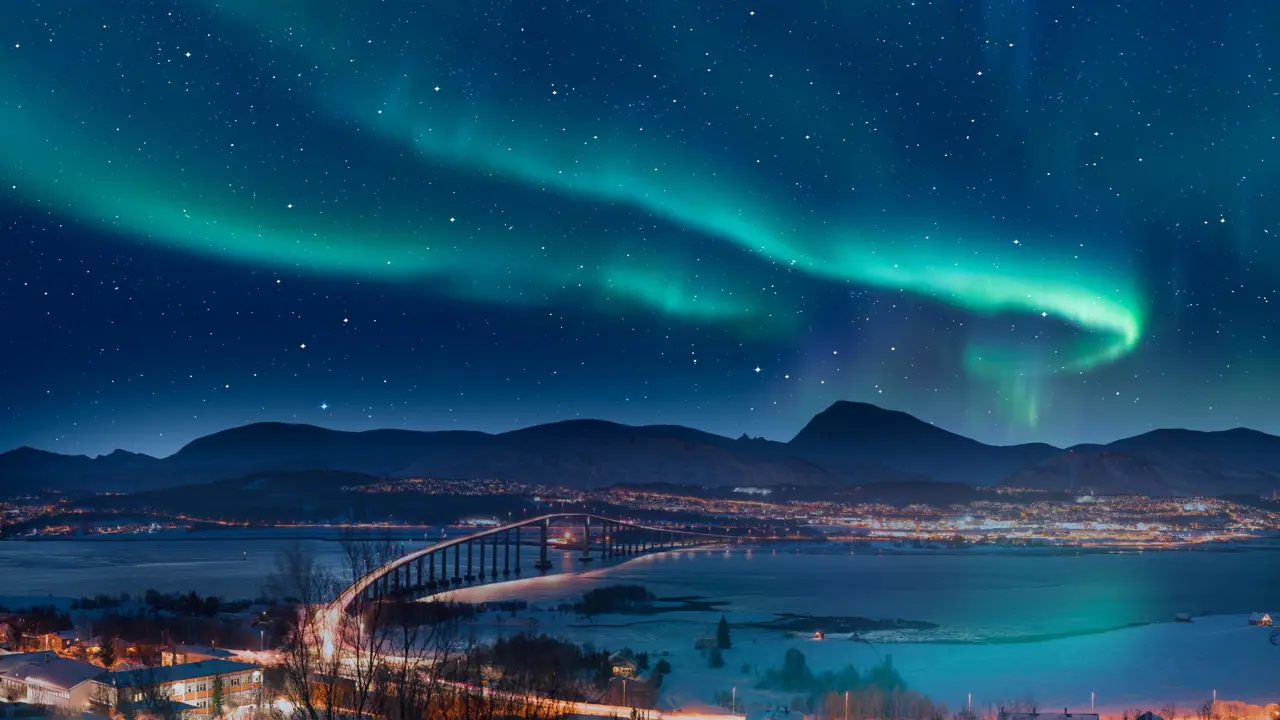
[[0, 653, 104, 691], [170, 644, 236, 659], [101, 660, 259, 688]]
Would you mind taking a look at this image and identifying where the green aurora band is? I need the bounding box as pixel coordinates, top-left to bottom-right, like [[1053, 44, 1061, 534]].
[[0, 1, 1147, 416]]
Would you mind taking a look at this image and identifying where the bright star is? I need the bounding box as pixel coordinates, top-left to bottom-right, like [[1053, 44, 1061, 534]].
[[320, 403, 328, 411], [754, 367, 761, 373]]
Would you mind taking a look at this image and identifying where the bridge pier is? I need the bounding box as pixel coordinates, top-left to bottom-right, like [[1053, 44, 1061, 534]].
[[465, 541, 475, 582], [534, 518, 552, 571], [503, 530, 511, 576], [579, 516, 593, 562], [514, 526, 521, 574], [452, 544, 462, 584]]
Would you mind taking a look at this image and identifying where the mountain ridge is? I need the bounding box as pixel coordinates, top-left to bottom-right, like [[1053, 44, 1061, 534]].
[[3, 401, 1279, 496]]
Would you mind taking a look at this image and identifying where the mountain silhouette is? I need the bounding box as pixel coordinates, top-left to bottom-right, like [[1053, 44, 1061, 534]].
[[788, 401, 1060, 485], [2, 402, 1279, 496]]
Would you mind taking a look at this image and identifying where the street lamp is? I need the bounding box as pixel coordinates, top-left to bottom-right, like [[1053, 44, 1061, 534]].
[[732, 686, 736, 715], [260, 629, 265, 651], [846, 690, 850, 720]]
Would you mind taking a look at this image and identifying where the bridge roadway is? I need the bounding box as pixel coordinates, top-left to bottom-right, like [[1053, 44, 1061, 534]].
[[325, 512, 732, 619], [316, 514, 743, 714]]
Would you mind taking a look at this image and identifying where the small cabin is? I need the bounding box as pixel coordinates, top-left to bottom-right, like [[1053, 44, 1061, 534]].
[[609, 651, 640, 679], [1247, 612, 1273, 627], [1174, 613, 1192, 623]]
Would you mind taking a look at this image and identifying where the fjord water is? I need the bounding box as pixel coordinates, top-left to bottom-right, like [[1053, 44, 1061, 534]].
[[2, 533, 1278, 640]]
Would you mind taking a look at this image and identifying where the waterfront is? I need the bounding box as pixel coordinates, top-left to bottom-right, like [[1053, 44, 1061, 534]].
[[4, 535, 1279, 640], [2, 534, 1278, 715]]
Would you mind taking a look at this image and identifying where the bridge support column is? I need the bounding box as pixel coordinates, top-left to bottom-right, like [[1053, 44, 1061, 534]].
[[579, 516, 593, 562], [491, 534, 499, 578], [466, 541, 475, 582], [429, 552, 437, 589], [477, 538, 485, 581], [535, 518, 552, 571], [452, 544, 462, 584], [503, 530, 511, 576], [514, 526, 521, 574], [416, 556, 424, 589]]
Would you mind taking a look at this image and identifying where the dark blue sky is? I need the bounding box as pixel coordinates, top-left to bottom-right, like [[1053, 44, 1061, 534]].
[[2, 0, 1278, 457]]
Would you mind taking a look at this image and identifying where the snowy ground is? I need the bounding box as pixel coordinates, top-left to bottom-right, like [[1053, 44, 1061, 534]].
[[462, 606, 1280, 719]]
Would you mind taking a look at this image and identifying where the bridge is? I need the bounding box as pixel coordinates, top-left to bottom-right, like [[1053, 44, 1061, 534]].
[[326, 513, 731, 616]]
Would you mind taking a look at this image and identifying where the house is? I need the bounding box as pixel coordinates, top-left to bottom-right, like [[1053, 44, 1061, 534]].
[[1174, 613, 1192, 623], [1247, 612, 1273, 627], [95, 660, 261, 718], [160, 645, 236, 667], [999, 711, 1100, 720], [608, 651, 640, 679], [32, 632, 81, 654], [0, 624, 15, 650], [693, 634, 716, 650], [0, 652, 105, 710]]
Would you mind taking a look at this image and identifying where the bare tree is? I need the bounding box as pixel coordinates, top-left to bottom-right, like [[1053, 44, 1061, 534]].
[[267, 546, 347, 720]]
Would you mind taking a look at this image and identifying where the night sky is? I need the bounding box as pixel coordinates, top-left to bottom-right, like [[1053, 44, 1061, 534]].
[[3, 1, 1278, 457]]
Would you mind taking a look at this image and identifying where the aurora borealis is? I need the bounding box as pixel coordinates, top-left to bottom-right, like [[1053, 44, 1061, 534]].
[[3, 0, 1278, 455]]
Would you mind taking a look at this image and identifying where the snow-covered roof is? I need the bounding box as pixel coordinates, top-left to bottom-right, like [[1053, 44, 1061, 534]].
[[0, 652, 104, 691]]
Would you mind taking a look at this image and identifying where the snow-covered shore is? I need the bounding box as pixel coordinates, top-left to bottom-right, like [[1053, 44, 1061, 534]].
[[463, 606, 1279, 718]]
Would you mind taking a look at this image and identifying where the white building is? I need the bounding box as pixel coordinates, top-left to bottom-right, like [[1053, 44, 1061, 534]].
[[0, 653, 104, 710]]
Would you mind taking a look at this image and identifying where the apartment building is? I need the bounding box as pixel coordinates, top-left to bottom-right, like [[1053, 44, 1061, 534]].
[[96, 660, 261, 718]]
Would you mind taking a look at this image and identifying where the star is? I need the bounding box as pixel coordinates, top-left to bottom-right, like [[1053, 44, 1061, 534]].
[[320, 403, 328, 411], [754, 367, 761, 373]]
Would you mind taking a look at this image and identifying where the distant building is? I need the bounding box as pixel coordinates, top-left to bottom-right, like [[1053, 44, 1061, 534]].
[[160, 645, 236, 667], [0, 652, 105, 710], [608, 651, 640, 679], [1174, 613, 1192, 623], [32, 632, 82, 654], [0, 624, 15, 650], [1247, 612, 1273, 627], [1135, 712, 1166, 720], [96, 660, 261, 718], [999, 711, 1099, 720]]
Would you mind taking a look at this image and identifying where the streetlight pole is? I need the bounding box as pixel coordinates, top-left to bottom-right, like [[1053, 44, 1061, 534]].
[[846, 690, 851, 720], [732, 686, 736, 715]]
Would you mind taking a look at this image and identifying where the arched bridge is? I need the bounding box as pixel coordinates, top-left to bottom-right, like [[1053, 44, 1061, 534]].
[[327, 513, 731, 615]]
